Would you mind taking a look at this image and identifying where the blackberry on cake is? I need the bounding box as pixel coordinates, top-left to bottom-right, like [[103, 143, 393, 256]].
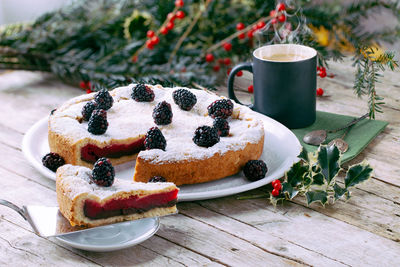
[[153, 101, 173, 125], [81, 101, 98, 121], [148, 176, 167, 183], [193, 125, 220, 147], [94, 89, 114, 110], [172, 88, 197, 111], [91, 157, 115, 187], [208, 99, 234, 119], [42, 152, 65, 172], [213, 118, 230, 137], [88, 109, 108, 135], [132, 83, 155, 102], [144, 127, 166, 150], [243, 160, 268, 181]]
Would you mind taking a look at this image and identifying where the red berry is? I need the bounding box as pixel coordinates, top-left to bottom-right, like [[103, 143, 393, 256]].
[[319, 71, 327, 78], [247, 30, 254, 38], [270, 10, 277, 17], [236, 22, 245, 30], [271, 18, 278, 24], [79, 81, 87, 89], [176, 11, 185, 19], [167, 13, 176, 22], [166, 21, 174, 30], [236, 70, 243, 77], [147, 30, 155, 38], [247, 85, 254, 93], [175, 0, 184, 7], [271, 179, 281, 187], [316, 88, 324, 96], [238, 33, 246, 39], [205, 53, 214, 62], [160, 27, 168, 35], [86, 88, 92, 94], [213, 65, 220, 72], [271, 188, 280, 197], [277, 3, 286, 11], [320, 66, 326, 72], [223, 58, 231, 65], [278, 14, 286, 22], [273, 182, 282, 191], [257, 21, 266, 29], [252, 24, 258, 31], [146, 40, 154, 50], [227, 68, 232, 75], [218, 58, 224, 64], [150, 36, 159, 45], [223, 42, 232, 51]]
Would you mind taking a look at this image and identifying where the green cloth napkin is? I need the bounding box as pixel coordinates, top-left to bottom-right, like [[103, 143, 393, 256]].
[[291, 111, 388, 163]]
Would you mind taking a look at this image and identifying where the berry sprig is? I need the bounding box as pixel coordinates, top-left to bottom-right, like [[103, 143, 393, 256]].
[[271, 179, 282, 196], [80, 81, 92, 94]]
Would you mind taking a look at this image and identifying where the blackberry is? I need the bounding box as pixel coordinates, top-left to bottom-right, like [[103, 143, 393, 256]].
[[148, 176, 167, 183], [243, 160, 268, 181], [81, 101, 98, 121], [94, 89, 113, 110], [132, 83, 155, 102], [91, 157, 115, 187], [88, 109, 108, 135], [144, 127, 167, 150], [172, 89, 197, 111], [42, 152, 65, 172], [213, 118, 230, 137], [207, 99, 234, 119], [193, 125, 220, 147], [153, 101, 173, 125]]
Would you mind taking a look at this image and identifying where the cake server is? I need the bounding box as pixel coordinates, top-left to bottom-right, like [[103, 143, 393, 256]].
[[0, 199, 160, 237]]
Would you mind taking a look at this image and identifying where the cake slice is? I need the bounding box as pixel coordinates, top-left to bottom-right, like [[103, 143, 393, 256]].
[[56, 164, 178, 227]]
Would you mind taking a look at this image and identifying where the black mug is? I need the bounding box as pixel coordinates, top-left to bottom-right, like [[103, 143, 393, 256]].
[[228, 44, 317, 129]]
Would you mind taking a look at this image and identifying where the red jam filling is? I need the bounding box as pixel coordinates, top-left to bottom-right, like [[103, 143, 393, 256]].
[[81, 137, 145, 163], [84, 189, 179, 220]]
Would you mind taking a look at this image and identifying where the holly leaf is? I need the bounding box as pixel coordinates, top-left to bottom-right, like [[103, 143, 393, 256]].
[[298, 148, 309, 163], [306, 191, 328, 206], [344, 162, 373, 188], [286, 162, 309, 187], [333, 184, 348, 200], [317, 144, 341, 184], [282, 182, 299, 200], [303, 174, 312, 187], [312, 172, 325, 185]]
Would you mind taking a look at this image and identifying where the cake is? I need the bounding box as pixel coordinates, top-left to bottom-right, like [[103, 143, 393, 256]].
[[56, 164, 178, 227], [49, 84, 265, 185]]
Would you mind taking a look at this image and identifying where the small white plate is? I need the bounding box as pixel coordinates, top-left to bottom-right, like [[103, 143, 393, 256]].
[[55, 217, 160, 252], [22, 113, 301, 201]]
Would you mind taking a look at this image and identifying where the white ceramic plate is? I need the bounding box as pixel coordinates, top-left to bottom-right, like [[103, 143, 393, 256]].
[[22, 114, 301, 201], [55, 217, 160, 252]]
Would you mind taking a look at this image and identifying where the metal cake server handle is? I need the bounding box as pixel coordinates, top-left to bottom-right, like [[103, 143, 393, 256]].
[[0, 199, 27, 220]]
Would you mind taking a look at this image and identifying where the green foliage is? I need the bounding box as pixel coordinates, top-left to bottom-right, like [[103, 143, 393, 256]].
[[270, 144, 373, 207]]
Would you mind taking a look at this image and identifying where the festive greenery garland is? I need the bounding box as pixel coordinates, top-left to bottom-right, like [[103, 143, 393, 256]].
[[0, 0, 398, 118]]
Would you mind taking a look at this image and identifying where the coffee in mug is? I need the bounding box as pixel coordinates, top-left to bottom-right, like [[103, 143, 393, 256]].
[[227, 44, 317, 129]]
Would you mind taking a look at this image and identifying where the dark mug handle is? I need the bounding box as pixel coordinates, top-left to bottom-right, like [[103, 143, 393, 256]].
[[227, 62, 253, 107]]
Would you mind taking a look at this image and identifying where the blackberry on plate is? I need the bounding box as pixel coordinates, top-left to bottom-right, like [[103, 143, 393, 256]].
[[81, 101, 98, 121], [153, 101, 173, 125], [193, 125, 220, 147], [148, 176, 167, 183], [88, 109, 108, 135], [213, 118, 230, 137], [172, 88, 197, 111], [42, 152, 65, 172], [207, 99, 234, 119], [94, 89, 113, 110], [91, 157, 115, 187], [144, 127, 167, 150], [132, 83, 155, 102], [243, 160, 268, 181]]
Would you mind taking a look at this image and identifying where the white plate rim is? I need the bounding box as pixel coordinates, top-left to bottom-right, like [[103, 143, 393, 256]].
[[55, 217, 160, 252], [22, 114, 301, 202]]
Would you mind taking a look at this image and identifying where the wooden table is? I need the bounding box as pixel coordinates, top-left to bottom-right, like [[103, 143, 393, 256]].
[[0, 59, 399, 266]]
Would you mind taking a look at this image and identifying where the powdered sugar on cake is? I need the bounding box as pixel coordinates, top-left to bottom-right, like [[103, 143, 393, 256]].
[[57, 164, 177, 200], [49, 84, 264, 163]]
